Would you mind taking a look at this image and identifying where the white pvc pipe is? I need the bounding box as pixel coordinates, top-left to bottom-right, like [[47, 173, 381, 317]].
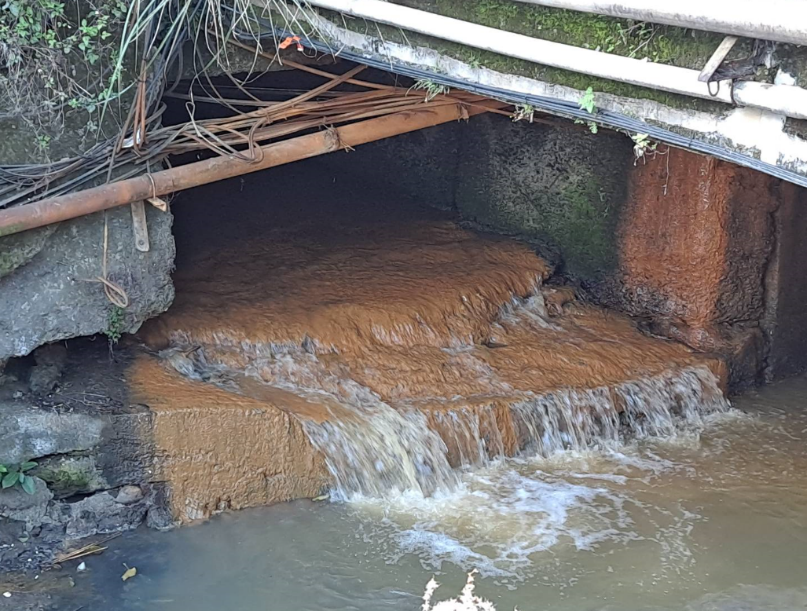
[[511, 0, 807, 46], [303, 0, 807, 121], [733, 82, 807, 120]]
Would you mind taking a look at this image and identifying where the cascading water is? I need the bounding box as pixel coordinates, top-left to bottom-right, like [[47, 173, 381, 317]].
[[143, 206, 729, 502], [157, 307, 728, 502]]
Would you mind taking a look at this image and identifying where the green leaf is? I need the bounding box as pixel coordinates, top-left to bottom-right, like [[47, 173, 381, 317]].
[[0, 465, 7, 474], [3, 472, 20, 488], [21, 476, 36, 495], [21, 461, 37, 471], [18, 473, 25, 484]]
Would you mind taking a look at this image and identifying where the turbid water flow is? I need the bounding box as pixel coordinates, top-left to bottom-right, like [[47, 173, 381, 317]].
[[82, 377, 807, 610], [137, 196, 726, 501]]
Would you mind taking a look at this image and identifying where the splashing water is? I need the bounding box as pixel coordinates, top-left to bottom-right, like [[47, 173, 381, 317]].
[[147, 214, 729, 501], [159, 329, 728, 503]]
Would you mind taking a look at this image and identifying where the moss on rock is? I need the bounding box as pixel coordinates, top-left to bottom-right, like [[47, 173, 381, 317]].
[[32, 456, 107, 499], [454, 114, 630, 278]]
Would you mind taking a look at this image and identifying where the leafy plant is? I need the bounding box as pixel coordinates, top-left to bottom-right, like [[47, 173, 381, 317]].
[[578, 86, 596, 114], [575, 86, 599, 134], [410, 78, 451, 102], [0, 461, 39, 495], [0, 0, 129, 127], [105, 305, 125, 344], [631, 132, 658, 162], [512, 103, 535, 123]]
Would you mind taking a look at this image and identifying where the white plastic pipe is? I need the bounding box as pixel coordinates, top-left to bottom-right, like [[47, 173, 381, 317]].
[[303, 0, 807, 120], [511, 0, 807, 46]]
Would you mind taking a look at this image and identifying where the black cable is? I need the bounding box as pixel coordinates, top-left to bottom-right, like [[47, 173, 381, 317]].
[[255, 23, 807, 189]]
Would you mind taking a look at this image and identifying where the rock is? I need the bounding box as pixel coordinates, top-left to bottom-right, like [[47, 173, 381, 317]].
[[28, 344, 68, 395], [0, 403, 105, 464], [0, 478, 53, 527], [61, 492, 147, 539], [0, 518, 26, 546], [115, 485, 143, 505], [31, 456, 108, 499], [145, 484, 175, 531], [541, 286, 576, 317], [0, 204, 175, 363]]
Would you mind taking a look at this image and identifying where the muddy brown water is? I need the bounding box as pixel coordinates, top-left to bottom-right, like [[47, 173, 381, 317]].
[[72, 377, 807, 610], [67, 189, 806, 609], [136, 191, 725, 509]]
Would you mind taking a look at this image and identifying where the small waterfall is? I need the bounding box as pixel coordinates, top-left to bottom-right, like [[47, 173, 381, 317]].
[[162, 344, 729, 501], [508, 366, 727, 457], [302, 406, 459, 500], [302, 364, 728, 500], [149, 215, 731, 503]]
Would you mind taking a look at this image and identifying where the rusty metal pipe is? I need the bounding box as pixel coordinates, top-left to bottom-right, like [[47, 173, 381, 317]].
[[0, 101, 497, 237]]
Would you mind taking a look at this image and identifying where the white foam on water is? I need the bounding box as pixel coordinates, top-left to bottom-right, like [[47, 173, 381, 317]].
[[160, 300, 735, 585], [350, 453, 684, 581]]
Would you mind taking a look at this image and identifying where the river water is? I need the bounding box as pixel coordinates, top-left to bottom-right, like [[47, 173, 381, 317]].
[[78, 179, 807, 610], [79, 377, 807, 611]]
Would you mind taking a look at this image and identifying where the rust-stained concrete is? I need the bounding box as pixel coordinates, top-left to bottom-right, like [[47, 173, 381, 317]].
[[127, 356, 328, 523], [607, 147, 780, 390]]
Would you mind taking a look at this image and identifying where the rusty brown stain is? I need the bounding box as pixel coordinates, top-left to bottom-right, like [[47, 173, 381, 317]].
[[619, 147, 778, 386], [136, 203, 727, 495], [128, 356, 328, 523]]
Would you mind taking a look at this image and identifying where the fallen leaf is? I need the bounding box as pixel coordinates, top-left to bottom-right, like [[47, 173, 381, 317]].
[[121, 566, 137, 581]]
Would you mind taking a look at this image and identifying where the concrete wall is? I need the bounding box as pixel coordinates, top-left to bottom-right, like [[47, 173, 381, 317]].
[[606, 148, 779, 389], [317, 113, 632, 277], [764, 183, 807, 380], [454, 115, 631, 277], [317, 113, 807, 390]]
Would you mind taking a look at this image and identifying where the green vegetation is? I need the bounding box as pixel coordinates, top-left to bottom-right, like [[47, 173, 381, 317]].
[[0, 0, 129, 126], [631, 132, 658, 161], [512, 103, 535, 123], [0, 461, 39, 495], [433, 0, 730, 66], [105, 304, 125, 343], [575, 86, 598, 133], [34, 461, 97, 494], [411, 78, 451, 101]]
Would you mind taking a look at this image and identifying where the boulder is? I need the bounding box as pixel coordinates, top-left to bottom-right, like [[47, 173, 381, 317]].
[[115, 485, 144, 505], [60, 492, 148, 539], [0, 403, 105, 464], [0, 478, 53, 527]]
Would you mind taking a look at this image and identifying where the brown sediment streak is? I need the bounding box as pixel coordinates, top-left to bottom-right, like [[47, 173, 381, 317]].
[[138, 200, 728, 501], [142, 219, 551, 356]]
